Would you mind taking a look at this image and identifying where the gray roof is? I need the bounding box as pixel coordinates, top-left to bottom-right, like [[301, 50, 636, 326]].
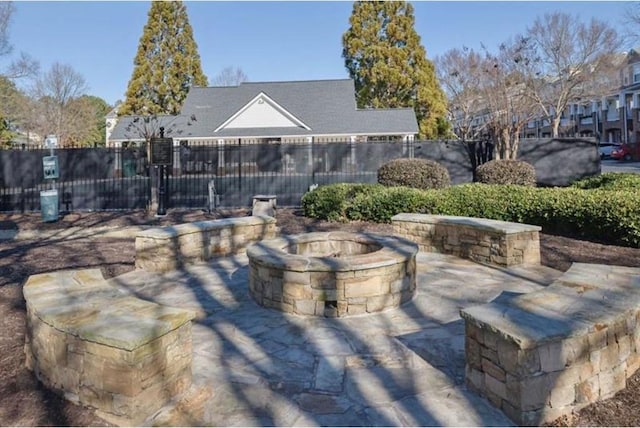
[[110, 79, 418, 141]]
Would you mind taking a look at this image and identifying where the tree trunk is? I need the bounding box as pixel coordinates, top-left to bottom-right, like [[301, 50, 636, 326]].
[[552, 116, 561, 138], [501, 127, 512, 160], [510, 132, 520, 160]]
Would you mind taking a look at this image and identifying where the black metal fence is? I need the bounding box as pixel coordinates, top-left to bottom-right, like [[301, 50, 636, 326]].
[[0, 138, 599, 213]]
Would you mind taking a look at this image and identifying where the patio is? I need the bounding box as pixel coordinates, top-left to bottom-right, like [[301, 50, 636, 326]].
[[105, 250, 562, 426]]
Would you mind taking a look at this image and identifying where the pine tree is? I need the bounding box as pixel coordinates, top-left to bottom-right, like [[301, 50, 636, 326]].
[[119, 1, 208, 116], [342, 1, 448, 139]]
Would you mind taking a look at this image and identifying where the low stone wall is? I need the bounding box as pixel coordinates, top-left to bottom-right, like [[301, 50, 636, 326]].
[[247, 232, 418, 317], [460, 263, 640, 426], [391, 213, 540, 267], [135, 215, 277, 272], [23, 269, 196, 426]]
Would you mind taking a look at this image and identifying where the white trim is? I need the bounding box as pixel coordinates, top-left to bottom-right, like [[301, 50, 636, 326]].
[[109, 132, 416, 144], [186, 132, 414, 141], [214, 92, 311, 132]]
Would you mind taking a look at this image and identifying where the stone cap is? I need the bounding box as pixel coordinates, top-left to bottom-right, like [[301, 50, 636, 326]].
[[460, 263, 640, 349], [391, 213, 541, 234], [24, 269, 196, 351], [247, 232, 418, 272], [137, 215, 276, 240]]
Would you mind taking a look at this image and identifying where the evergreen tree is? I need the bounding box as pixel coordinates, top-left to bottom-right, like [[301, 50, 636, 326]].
[[120, 1, 208, 116], [342, 1, 448, 139], [75, 95, 111, 146], [0, 76, 23, 146]]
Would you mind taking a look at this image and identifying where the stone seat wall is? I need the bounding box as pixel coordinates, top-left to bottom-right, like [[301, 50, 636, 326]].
[[391, 213, 540, 267], [135, 215, 277, 272], [460, 263, 640, 426], [23, 269, 196, 426]]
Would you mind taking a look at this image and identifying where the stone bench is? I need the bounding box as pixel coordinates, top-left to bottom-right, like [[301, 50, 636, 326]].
[[23, 269, 196, 426], [135, 215, 277, 272], [460, 263, 640, 426], [391, 213, 540, 267]]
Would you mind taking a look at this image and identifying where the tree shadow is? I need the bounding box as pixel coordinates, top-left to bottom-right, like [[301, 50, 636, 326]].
[[9, 214, 587, 427], [106, 231, 526, 426]]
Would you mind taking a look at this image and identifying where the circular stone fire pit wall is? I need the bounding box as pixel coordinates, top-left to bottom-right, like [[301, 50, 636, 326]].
[[247, 232, 418, 317]]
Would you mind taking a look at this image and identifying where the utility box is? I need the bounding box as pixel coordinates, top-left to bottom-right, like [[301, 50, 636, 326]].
[[123, 159, 136, 177], [40, 189, 59, 222], [42, 156, 59, 180]]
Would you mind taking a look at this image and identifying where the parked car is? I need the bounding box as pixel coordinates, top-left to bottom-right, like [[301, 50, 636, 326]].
[[611, 143, 639, 161], [599, 142, 620, 159]]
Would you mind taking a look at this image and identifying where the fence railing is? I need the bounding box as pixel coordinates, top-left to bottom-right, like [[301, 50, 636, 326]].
[[2, 140, 478, 213], [0, 137, 599, 213]]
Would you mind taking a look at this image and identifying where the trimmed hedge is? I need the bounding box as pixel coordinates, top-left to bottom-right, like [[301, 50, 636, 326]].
[[571, 172, 640, 190], [300, 183, 378, 222], [476, 159, 536, 186], [301, 182, 640, 248], [377, 158, 450, 189]]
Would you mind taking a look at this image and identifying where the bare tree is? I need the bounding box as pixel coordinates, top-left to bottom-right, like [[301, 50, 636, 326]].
[[436, 41, 538, 160], [522, 12, 621, 137], [435, 47, 487, 141], [0, 2, 14, 57], [212, 66, 248, 87], [480, 40, 540, 159], [30, 63, 90, 146], [0, 1, 37, 146], [623, 2, 640, 45], [0, 2, 37, 79], [123, 115, 183, 142]]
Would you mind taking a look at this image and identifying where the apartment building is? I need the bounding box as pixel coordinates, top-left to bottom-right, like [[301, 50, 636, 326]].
[[457, 49, 640, 144], [522, 49, 640, 144]]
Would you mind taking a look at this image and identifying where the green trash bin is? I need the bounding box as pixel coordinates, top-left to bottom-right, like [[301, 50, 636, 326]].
[[40, 189, 59, 222], [123, 159, 136, 177]]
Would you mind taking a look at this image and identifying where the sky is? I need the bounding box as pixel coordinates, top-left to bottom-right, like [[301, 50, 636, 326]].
[[6, 1, 636, 107]]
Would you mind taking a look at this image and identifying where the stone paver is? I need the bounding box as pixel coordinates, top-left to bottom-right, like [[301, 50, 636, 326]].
[[107, 252, 563, 427]]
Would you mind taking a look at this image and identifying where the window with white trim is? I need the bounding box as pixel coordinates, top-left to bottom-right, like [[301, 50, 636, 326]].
[[633, 64, 640, 83]]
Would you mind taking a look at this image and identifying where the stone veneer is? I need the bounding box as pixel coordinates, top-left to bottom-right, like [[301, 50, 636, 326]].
[[247, 232, 418, 317], [392, 213, 541, 267], [135, 215, 277, 272], [23, 269, 196, 426], [460, 263, 640, 426]]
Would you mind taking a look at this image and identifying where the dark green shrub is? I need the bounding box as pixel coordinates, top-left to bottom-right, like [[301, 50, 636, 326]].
[[476, 159, 536, 186], [377, 158, 450, 189], [301, 183, 377, 222], [301, 182, 640, 247], [346, 186, 438, 223], [571, 172, 640, 190]]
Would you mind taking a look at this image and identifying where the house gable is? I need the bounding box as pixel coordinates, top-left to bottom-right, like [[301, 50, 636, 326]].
[[214, 92, 311, 132]]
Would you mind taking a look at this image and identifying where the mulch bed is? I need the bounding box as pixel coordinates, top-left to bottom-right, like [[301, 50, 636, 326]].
[[1, 208, 639, 426]]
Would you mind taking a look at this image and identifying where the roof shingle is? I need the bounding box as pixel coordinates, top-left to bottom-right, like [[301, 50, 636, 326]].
[[110, 79, 418, 141]]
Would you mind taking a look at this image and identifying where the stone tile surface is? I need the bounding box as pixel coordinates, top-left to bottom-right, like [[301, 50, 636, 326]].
[[111, 252, 563, 426]]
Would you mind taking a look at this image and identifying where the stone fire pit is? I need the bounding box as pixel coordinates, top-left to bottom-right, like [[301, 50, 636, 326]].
[[247, 232, 418, 317]]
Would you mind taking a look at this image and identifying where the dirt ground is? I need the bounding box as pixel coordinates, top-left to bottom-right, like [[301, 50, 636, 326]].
[[1, 208, 640, 427]]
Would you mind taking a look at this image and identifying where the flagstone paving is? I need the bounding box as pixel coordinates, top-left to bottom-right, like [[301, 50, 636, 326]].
[[107, 251, 562, 426]]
